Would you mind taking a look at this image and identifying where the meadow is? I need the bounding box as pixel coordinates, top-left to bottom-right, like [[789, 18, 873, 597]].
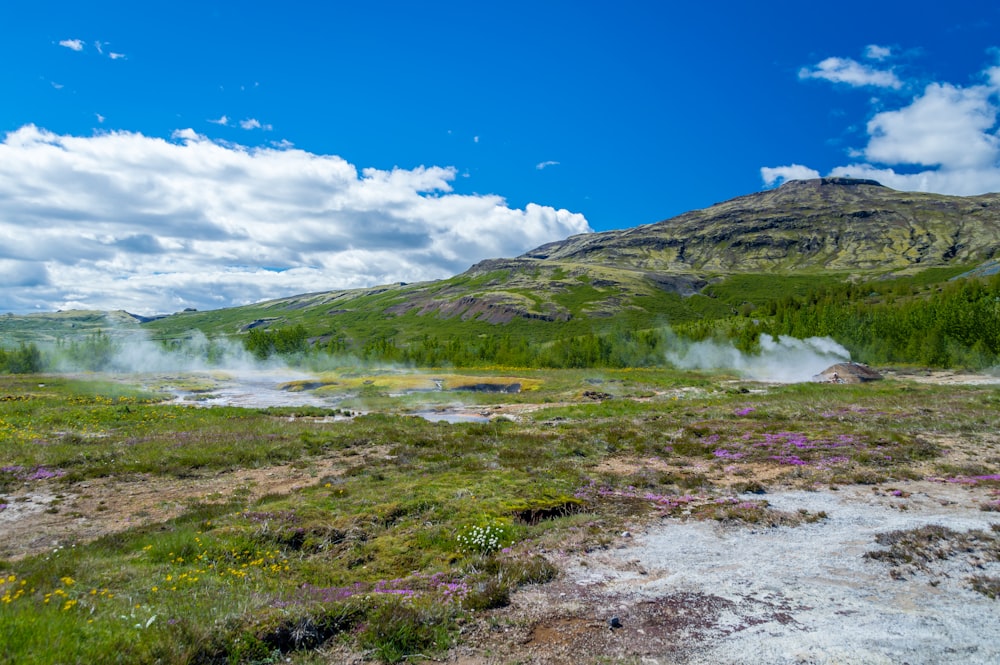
[[1, 368, 999, 664]]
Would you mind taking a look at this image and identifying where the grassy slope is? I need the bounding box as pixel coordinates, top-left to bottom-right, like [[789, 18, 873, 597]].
[[3, 179, 998, 355], [137, 179, 1000, 350]]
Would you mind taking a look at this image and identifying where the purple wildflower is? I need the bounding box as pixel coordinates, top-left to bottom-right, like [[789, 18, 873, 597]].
[[713, 449, 744, 460], [769, 454, 808, 466], [27, 467, 65, 480]]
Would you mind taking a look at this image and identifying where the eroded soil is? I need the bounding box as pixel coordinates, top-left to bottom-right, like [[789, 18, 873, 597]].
[[0, 448, 388, 560]]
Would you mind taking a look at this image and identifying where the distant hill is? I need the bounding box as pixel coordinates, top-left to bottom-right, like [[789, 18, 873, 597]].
[[521, 177, 1000, 272], [5, 178, 1000, 350], [0, 309, 144, 345]]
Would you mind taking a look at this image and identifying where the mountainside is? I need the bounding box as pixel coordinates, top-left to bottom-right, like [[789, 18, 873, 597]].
[[521, 177, 1000, 272], [6, 178, 1000, 349], [332, 178, 1000, 332]]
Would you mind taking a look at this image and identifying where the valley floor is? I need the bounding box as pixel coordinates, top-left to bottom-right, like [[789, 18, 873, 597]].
[[1, 369, 998, 664]]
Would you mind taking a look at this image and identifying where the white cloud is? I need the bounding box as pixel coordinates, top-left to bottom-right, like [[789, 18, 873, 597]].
[[536, 160, 560, 170], [96, 114, 105, 124], [108, 52, 126, 60], [864, 44, 892, 61], [824, 163, 1000, 197], [760, 164, 821, 186], [764, 53, 1000, 195], [864, 82, 999, 169], [208, 115, 229, 126], [59, 39, 84, 51], [0, 125, 591, 315], [799, 56, 902, 89], [239, 118, 271, 130]]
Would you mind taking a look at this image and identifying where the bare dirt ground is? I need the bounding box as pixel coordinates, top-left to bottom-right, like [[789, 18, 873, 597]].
[[0, 448, 384, 560], [440, 480, 999, 665]]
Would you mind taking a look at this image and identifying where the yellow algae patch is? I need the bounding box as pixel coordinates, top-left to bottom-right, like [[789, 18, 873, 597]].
[[279, 372, 541, 394]]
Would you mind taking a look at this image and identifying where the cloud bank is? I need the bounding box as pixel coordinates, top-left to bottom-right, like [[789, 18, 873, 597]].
[[765, 49, 1000, 195], [0, 126, 591, 315]]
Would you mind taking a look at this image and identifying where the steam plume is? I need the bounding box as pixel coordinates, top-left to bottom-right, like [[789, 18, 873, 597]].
[[666, 334, 850, 382]]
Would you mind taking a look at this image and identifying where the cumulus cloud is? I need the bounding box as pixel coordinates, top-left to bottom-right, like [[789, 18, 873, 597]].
[[0, 125, 591, 315], [59, 38, 84, 51], [763, 53, 1000, 194], [798, 56, 902, 89], [864, 82, 999, 169], [208, 115, 229, 126], [760, 164, 820, 187]]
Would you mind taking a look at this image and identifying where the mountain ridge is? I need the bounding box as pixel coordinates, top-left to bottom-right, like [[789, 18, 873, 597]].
[[5, 178, 1000, 348], [516, 178, 1000, 274], [134, 178, 1000, 342]]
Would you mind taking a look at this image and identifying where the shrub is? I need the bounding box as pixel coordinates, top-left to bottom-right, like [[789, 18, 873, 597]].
[[356, 598, 454, 663]]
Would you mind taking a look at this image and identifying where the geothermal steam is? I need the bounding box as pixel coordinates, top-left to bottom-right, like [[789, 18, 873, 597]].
[[666, 334, 850, 382]]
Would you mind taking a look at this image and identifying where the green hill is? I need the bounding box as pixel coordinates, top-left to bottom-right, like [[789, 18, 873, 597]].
[[139, 178, 1000, 346], [4, 178, 1000, 368]]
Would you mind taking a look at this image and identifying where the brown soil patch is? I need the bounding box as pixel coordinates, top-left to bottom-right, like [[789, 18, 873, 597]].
[[0, 448, 388, 560]]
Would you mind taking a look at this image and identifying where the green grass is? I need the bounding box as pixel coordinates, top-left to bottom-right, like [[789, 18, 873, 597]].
[[1, 370, 999, 662], [702, 273, 847, 307]]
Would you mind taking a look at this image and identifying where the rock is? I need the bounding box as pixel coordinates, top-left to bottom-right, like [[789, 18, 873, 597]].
[[815, 362, 883, 383]]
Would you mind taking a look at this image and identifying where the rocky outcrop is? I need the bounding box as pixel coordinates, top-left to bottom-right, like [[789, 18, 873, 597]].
[[816, 363, 883, 383]]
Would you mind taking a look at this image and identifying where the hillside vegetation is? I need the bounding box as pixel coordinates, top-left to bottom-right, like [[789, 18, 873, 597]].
[[3, 178, 1000, 371]]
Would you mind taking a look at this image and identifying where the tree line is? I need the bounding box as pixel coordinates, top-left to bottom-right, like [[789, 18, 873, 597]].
[[4, 273, 998, 373]]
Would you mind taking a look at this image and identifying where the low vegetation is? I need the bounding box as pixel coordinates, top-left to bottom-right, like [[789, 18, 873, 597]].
[[4, 269, 1000, 376], [1, 368, 998, 663]]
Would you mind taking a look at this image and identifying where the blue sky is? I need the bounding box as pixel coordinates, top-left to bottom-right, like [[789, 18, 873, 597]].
[[2, 1, 1000, 314]]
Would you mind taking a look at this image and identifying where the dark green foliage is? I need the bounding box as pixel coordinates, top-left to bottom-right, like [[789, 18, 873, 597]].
[[762, 273, 1000, 368], [355, 599, 455, 663], [1, 343, 44, 374], [360, 327, 671, 369], [61, 330, 117, 371], [243, 324, 309, 360]]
